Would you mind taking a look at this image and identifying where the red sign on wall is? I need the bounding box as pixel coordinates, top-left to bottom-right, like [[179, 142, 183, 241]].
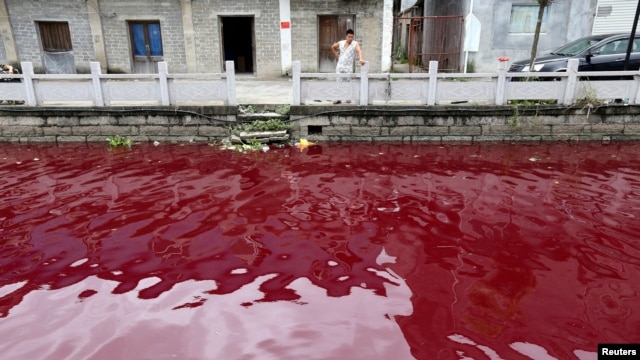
[[281, 21, 290, 29]]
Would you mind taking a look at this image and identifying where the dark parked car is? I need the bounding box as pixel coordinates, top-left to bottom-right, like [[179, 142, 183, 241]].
[[509, 33, 640, 77]]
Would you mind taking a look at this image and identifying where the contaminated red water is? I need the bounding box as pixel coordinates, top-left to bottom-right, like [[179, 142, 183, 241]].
[[1, 141, 640, 360]]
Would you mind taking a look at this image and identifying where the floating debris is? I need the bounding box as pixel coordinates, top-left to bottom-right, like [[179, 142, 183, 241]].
[[295, 138, 315, 149]]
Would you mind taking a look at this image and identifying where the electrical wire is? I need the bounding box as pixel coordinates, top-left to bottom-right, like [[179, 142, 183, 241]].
[[0, 104, 584, 124]]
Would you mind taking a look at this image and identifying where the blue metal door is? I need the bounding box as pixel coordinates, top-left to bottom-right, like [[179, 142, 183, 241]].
[[130, 22, 163, 73]]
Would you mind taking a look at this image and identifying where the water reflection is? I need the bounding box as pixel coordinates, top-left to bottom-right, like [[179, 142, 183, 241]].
[[0, 249, 412, 360], [1, 142, 640, 359]]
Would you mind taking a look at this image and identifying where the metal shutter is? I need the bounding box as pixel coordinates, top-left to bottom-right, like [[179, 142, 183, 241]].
[[592, 0, 638, 35]]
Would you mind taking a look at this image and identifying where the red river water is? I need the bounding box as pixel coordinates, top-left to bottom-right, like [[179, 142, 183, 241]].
[[1, 141, 639, 359]]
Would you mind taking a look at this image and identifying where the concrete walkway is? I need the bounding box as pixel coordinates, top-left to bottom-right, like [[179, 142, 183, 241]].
[[236, 77, 292, 105], [233, 63, 417, 106]]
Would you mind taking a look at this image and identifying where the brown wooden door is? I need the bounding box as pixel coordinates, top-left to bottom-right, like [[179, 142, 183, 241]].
[[318, 15, 355, 72], [37, 21, 76, 74]]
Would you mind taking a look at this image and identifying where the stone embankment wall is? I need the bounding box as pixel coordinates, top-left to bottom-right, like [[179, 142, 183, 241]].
[[291, 105, 640, 143], [1, 105, 640, 144]]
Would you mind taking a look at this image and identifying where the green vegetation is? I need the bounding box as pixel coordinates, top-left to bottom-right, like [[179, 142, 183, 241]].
[[230, 119, 290, 135], [394, 46, 408, 64], [233, 138, 266, 152], [573, 82, 605, 120], [507, 100, 555, 127], [507, 104, 521, 127], [106, 135, 132, 148], [574, 82, 604, 107], [275, 104, 291, 115], [224, 119, 291, 153], [507, 99, 557, 106], [466, 59, 475, 73]]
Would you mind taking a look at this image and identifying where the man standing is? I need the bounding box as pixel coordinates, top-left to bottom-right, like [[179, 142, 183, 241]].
[[331, 29, 365, 104]]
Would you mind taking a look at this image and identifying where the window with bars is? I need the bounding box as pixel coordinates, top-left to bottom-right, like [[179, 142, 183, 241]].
[[509, 5, 548, 34]]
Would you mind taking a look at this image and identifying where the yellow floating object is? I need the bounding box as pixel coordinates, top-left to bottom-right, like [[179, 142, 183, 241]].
[[297, 138, 315, 148]]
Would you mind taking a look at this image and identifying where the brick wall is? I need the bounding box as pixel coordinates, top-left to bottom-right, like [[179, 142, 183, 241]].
[[3, 106, 640, 144], [191, 0, 281, 77], [99, 1, 186, 74], [0, 39, 6, 63], [291, 0, 384, 73], [289, 106, 640, 143], [6, 0, 94, 73], [3, 0, 385, 77]]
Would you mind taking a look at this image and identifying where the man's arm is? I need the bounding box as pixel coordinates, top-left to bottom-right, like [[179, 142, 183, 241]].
[[331, 42, 340, 59], [355, 43, 365, 65]]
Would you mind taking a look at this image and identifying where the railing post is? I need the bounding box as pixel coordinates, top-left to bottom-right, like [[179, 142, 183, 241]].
[[20, 62, 37, 106], [427, 61, 438, 105], [634, 70, 640, 104], [563, 59, 579, 105], [292, 61, 301, 105], [496, 60, 508, 105], [90, 62, 104, 106], [158, 62, 170, 106], [359, 61, 369, 105], [225, 60, 236, 106]]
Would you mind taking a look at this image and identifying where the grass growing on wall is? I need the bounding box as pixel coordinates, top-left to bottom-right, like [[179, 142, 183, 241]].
[[230, 119, 290, 135]]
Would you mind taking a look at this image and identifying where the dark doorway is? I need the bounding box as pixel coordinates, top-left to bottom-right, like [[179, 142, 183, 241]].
[[318, 15, 355, 72], [221, 17, 255, 74]]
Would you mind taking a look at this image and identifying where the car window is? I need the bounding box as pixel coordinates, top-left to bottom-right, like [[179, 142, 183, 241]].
[[617, 40, 630, 53], [597, 39, 640, 54], [594, 41, 620, 55], [621, 38, 640, 52], [550, 38, 602, 56], [598, 41, 623, 54], [597, 43, 613, 54]]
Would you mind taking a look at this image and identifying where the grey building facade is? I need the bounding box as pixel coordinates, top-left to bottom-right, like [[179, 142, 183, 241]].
[[469, 0, 598, 72], [395, 0, 601, 73], [0, 0, 393, 77], [1, 0, 621, 77]]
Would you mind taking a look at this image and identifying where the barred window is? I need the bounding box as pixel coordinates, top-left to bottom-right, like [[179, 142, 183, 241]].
[[509, 5, 548, 34]]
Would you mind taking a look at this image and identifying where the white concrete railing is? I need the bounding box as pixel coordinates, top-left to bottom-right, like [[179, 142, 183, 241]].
[[2, 59, 640, 107], [292, 59, 640, 106], [0, 61, 237, 106]]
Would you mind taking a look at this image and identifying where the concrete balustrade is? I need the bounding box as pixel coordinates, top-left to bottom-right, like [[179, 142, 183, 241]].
[[3, 59, 640, 143], [0, 61, 237, 107], [2, 59, 640, 107], [292, 59, 640, 106]]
